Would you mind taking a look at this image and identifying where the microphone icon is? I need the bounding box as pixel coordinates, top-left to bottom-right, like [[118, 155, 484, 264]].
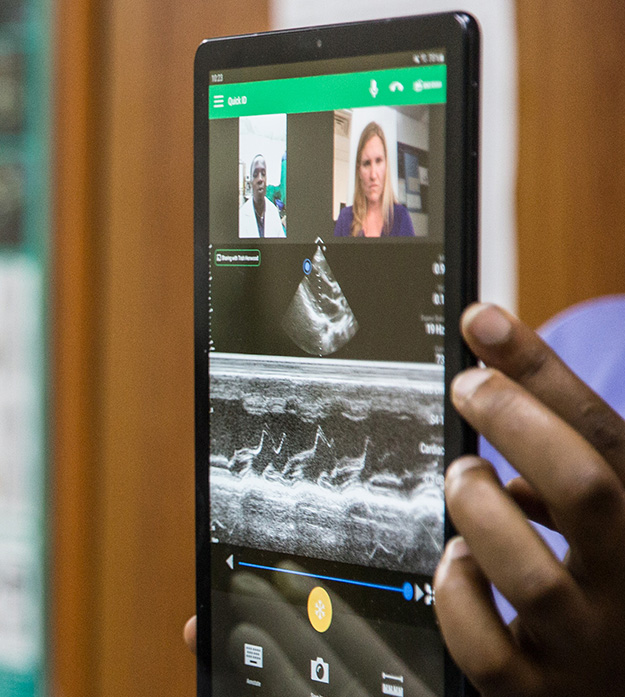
[[369, 79, 379, 98]]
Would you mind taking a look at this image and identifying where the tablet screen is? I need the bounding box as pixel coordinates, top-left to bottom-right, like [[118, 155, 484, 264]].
[[196, 17, 478, 696]]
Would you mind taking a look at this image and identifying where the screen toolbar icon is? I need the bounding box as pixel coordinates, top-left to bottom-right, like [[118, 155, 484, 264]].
[[307, 586, 333, 633], [244, 643, 263, 668], [382, 672, 404, 696], [311, 657, 330, 684]]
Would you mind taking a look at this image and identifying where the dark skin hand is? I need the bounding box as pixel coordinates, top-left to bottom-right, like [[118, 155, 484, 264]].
[[186, 302, 625, 695], [434, 303, 625, 697], [184, 616, 196, 655]]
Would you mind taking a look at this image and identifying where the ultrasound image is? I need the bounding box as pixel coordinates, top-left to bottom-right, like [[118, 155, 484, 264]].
[[209, 353, 445, 574], [282, 242, 359, 356]]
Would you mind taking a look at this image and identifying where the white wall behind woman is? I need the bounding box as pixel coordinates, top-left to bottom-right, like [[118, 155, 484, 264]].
[[271, 0, 518, 311]]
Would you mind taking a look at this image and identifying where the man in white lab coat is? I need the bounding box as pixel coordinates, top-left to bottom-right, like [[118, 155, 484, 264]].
[[239, 154, 285, 238]]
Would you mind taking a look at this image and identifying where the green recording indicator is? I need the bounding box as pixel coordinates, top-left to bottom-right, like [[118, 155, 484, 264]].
[[209, 64, 446, 119], [214, 249, 261, 267]]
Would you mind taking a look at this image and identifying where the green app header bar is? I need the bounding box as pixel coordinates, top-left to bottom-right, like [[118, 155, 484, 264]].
[[209, 64, 446, 119]]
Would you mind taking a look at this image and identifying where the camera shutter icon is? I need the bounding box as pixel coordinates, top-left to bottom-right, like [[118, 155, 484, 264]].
[[311, 657, 330, 684]]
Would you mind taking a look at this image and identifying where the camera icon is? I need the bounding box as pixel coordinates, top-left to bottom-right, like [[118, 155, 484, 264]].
[[310, 657, 330, 684]]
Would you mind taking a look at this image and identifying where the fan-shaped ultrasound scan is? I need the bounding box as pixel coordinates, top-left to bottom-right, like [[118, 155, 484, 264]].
[[282, 242, 358, 356]]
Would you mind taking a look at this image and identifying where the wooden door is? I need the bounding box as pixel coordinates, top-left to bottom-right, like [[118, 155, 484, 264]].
[[52, 2, 269, 696], [516, 0, 625, 327]]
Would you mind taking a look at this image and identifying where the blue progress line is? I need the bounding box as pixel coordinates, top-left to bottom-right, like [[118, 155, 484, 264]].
[[238, 561, 404, 594]]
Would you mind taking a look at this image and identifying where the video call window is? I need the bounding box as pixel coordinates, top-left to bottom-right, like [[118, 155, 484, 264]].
[[238, 114, 287, 238], [332, 105, 431, 238], [208, 62, 445, 244]]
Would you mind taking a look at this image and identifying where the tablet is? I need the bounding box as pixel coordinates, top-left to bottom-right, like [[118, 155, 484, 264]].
[[194, 13, 479, 696]]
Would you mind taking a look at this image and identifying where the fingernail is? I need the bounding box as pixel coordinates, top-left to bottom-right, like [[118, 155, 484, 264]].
[[462, 303, 512, 346], [447, 536, 472, 559], [451, 368, 491, 403]]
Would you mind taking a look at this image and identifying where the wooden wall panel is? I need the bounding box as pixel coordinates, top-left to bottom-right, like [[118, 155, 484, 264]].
[[95, 3, 270, 697], [516, 1, 625, 328], [52, 2, 269, 697], [51, 0, 103, 693]]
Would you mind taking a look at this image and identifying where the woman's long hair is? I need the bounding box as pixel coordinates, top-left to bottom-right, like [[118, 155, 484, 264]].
[[350, 122, 396, 237]]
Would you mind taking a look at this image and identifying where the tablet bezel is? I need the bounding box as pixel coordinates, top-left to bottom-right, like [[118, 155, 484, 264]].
[[194, 13, 479, 696]]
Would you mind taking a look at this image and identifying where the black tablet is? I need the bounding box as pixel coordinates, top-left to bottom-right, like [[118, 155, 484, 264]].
[[194, 13, 479, 696]]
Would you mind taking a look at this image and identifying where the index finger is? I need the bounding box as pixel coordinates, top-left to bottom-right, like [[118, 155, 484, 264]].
[[461, 303, 625, 481], [451, 368, 625, 578]]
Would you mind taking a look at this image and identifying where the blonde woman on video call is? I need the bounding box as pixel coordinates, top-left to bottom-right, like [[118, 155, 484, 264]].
[[334, 121, 415, 238]]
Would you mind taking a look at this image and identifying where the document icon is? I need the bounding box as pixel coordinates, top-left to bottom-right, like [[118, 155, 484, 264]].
[[244, 643, 263, 668], [382, 672, 404, 696]]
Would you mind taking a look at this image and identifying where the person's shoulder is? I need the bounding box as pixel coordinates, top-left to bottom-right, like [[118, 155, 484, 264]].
[[393, 203, 411, 220], [392, 203, 415, 236], [263, 197, 285, 237], [338, 205, 353, 219], [239, 198, 251, 223], [334, 206, 353, 237], [539, 294, 625, 415], [540, 295, 625, 344]]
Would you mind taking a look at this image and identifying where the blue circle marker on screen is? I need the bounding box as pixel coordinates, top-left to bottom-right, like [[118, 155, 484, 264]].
[[303, 258, 312, 275], [402, 581, 414, 601]]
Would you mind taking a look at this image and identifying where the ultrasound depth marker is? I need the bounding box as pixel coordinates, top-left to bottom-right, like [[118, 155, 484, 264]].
[[238, 561, 415, 600]]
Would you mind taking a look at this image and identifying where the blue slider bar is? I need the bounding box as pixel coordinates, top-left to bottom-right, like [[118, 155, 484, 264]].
[[238, 561, 415, 601]]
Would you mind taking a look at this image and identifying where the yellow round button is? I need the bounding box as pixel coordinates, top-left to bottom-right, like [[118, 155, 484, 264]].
[[307, 586, 332, 633]]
